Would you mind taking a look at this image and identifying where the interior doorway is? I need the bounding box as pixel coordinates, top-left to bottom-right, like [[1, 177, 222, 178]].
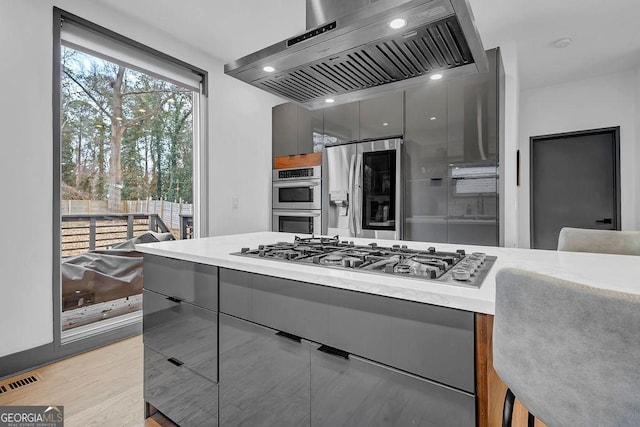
[[530, 127, 620, 250]]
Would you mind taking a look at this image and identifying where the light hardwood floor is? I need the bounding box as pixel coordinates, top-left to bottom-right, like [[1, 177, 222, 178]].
[[0, 335, 174, 427]]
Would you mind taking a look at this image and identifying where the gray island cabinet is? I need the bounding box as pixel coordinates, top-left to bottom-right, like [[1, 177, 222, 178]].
[[143, 254, 476, 426]]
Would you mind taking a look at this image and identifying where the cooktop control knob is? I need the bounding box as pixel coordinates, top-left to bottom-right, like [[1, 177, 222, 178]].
[[452, 269, 471, 281], [369, 243, 377, 247], [241, 247, 250, 254], [456, 249, 466, 256], [458, 262, 476, 272], [401, 245, 408, 249], [428, 247, 436, 253], [471, 252, 486, 261], [392, 244, 400, 249]]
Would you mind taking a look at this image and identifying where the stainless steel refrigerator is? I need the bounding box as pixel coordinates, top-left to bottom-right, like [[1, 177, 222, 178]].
[[323, 138, 402, 240]]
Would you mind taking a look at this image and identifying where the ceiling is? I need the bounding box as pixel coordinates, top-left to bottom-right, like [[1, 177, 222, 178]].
[[93, 0, 640, 90]]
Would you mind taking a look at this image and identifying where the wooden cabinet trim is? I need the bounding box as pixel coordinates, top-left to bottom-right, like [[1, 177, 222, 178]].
[[475, 313, 548, 427], [274, 152, 322, 169]]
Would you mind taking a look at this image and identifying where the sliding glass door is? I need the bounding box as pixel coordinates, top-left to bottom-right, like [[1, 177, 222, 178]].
[[55, 11, 207, 345]]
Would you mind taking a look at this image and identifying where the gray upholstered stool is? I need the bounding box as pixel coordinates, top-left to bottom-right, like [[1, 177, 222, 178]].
[[557, 227, 640, 255], [493, 268, 640, 427]]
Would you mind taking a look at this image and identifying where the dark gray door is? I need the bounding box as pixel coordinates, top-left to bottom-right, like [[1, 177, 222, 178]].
[[531, 127, 620, 249]]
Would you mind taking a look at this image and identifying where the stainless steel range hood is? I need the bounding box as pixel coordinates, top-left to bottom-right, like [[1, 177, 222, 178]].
[[224, 0, 487, 110]]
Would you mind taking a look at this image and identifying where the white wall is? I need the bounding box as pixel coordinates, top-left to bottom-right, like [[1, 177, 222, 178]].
[[209, 75, 279, 235], [636, 67, 640, 230], [0, 0, 281, 358], [518, 69, 639, 248], [499, 42, 520, 248]]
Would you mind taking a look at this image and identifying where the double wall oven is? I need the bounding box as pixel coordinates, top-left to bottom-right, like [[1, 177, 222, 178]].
[[272, 165, 322, 234]]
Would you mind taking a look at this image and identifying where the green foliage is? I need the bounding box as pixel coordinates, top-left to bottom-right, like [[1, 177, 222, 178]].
[[61, 47, 194, 205]]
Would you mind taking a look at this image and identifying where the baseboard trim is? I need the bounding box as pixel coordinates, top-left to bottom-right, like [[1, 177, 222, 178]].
[[0, 322, 141, 380]]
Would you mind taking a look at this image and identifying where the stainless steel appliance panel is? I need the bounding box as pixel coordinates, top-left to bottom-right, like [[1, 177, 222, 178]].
[[272, 166, 323, 210], [272, 209, 322, 234], [324, 138, 402, 240]]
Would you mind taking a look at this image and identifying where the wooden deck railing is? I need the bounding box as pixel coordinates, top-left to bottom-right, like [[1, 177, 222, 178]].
[[61, 213, 171, 257]]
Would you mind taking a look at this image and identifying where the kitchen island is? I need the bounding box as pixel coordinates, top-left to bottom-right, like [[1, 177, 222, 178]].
[[137, 232, 640, 427]]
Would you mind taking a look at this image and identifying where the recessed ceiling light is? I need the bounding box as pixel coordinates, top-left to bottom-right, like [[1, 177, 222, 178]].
[[553, 38, 572, 49], [389, 18, 407, 29], [430, 74, 443, 80], [383, 122, 389, 126], [325, 98, 335, 103], [430, 117, 436, 121], [167, 98, 175, 103], [263, 66, 275, 72], [95, 124, 103, 128], [115, 117, 123, 121], [138, 108, 146, 113]]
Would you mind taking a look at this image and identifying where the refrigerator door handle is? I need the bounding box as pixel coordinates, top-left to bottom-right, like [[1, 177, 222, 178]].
[[347, 153, 356, 236], [354, 153, 364, 235]]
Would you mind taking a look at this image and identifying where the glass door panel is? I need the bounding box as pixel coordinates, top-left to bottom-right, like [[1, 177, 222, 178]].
[[60, 46, 195, 339], [279, 216, 314, 234], [361, 150, 396, 230]]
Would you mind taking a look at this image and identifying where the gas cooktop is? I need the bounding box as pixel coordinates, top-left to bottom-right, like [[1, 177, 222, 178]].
[[232, 236, 496, 288]]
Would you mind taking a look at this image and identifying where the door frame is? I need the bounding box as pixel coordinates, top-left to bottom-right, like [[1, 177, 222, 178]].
[[529, 126, 621, 247], [53, 9, 207, 359]]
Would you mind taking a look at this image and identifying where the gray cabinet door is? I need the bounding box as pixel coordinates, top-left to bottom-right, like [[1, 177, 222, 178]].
[[143, 254, 218, 311], [404, 84, 448, 180], [447, 48, 498, 165], [445, 48, 499, 246], [404, 84, 449, 243], [219, 268, 330, 344], [359, 92, 403, 140], [143, 289, 218, 382], [144, 346, 218, 427], [298, 106, 323, 154], [323, 102, 359, 144], [273, 102, 298, 158], [325, 288, 475, 393], [447, 176, 498, 246], [404, 178, 449, 243], [310, 345, 475, 427], [219, 313, 311, 427]]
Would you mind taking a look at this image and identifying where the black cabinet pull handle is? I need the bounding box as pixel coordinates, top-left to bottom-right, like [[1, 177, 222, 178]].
[[430, 178, 443, 181], [275, 331, 302, 343], [595, 218, 613, 224], [166, 296, 183, 303], [317, 345, 349, 360], [167, 357, 184, 367]]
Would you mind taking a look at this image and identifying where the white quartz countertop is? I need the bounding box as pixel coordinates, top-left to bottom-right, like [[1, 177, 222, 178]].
[[136, 232, 640, 315]]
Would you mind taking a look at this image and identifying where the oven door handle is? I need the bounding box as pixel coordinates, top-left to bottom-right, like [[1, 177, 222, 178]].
[[273, 181, 320, 188], [273, 211, 321, 217]]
